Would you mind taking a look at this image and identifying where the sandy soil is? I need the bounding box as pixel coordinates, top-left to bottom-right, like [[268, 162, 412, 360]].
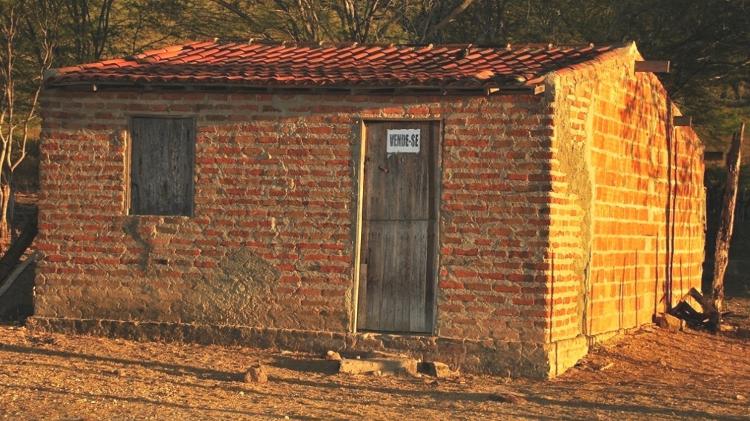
[[1, 304, 749, 420]]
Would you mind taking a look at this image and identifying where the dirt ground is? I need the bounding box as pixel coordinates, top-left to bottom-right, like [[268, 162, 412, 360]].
[[1, 300, 749, 420]]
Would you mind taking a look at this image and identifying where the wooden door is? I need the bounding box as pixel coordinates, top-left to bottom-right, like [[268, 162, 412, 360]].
[[357, 121, 438, 333]]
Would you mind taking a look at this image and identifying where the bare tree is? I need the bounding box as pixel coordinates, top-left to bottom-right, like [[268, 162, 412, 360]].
[[0, 0, 57, 248], [270, 0, 329, 42], [710, 123, 745, 329], [63, 0, 115, 62], [399, 0, 474, 43], [212, 0, 405, 43], [328, 0, 397, 43], [210, 0, 263, 29]]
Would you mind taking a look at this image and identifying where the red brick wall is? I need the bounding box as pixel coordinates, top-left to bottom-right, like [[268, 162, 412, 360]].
[[547, 44, 705, 349], [37, 90, 555, 347]]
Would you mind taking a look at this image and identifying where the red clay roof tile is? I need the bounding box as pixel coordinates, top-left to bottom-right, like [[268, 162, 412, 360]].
[[46, 41, 627, 90]]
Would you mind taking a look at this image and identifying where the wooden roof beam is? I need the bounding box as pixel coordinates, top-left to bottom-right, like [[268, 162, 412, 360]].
[[635, 60, 670, 73], [674, 116, 693, 127]]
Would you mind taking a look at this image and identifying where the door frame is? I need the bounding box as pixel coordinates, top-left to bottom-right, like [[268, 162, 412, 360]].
[[351, 117, 443, 334]]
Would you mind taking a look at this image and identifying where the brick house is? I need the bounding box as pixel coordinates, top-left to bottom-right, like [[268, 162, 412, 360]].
[[35, 41, 705, 377]]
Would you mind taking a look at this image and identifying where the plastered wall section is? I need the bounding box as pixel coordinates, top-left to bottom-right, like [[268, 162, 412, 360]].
[[36, 90, 557, 347], [545, 44, 705, 358]]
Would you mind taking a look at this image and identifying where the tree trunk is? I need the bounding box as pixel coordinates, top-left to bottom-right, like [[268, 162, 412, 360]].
[[0, 213, 37, 282], [711, 122, 745, 329], [0, 183, 12, 253]]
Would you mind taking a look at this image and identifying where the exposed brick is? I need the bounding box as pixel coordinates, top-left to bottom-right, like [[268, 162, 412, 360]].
[[546, 44, 704, 371]]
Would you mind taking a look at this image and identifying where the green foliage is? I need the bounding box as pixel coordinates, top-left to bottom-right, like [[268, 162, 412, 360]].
[[439, 0, 749, 146], [2, 0, 748, 144]]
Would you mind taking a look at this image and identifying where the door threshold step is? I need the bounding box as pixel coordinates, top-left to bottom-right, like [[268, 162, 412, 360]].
[[339, 356, 419, 377]]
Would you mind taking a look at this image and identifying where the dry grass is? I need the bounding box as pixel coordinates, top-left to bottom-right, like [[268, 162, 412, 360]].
[[0, 300, 749, 420]]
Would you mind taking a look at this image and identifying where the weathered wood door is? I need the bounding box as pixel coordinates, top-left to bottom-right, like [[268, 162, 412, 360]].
[[129, 117, 195, 216], [357, 121, 438, 333]]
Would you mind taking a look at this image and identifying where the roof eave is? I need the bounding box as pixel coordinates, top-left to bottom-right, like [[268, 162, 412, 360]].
[[44, 79, 540, 96]]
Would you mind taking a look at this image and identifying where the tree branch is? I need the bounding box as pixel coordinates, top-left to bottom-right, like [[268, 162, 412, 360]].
[[421, 0, 473, 41]]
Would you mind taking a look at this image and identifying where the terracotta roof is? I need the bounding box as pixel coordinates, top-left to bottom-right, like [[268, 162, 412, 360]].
[[45, 41, 624, 90]]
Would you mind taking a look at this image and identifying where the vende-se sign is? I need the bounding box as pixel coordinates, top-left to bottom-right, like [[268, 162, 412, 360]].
[[386, 129, 421, 153]]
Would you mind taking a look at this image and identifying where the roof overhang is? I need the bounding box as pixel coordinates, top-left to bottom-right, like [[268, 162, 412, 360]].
[[45, 80, 544, 96]]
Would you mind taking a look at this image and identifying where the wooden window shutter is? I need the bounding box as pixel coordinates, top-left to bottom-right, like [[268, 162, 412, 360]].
[[129, 117, 195, 216]]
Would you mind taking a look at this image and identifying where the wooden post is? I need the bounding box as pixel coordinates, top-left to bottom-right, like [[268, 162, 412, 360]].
[[0, 251, 41, 298], [711, 123, 745, 329]]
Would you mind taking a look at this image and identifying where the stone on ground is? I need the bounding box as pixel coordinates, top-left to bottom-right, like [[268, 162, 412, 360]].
[[418, 361, 460, 379], [244, 363, 268, 384], [325, 350, 342, 361], [654, 313, 683, 331]]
